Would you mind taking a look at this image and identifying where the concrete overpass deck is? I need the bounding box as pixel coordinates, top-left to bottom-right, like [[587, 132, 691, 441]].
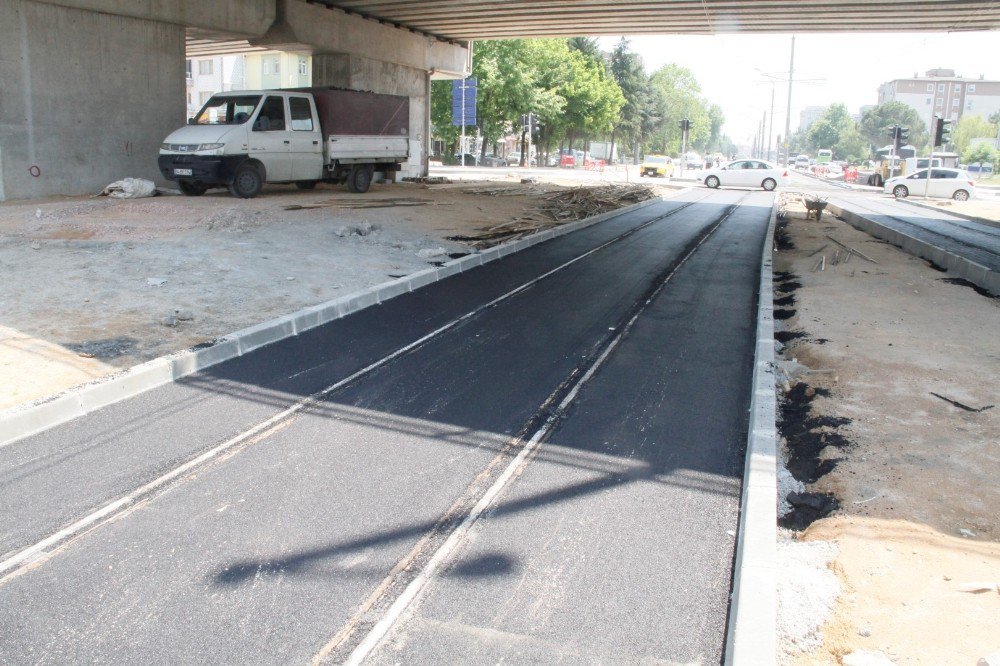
[[319, 0, 1000, 38]]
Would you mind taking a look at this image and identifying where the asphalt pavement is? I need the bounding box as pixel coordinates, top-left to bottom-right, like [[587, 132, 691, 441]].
[[0, 188, 772, 663]]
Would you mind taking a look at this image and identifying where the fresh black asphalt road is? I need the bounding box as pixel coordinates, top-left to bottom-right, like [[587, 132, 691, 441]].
[[0, 188, 772, 664], [829, 194, 1000, 272]]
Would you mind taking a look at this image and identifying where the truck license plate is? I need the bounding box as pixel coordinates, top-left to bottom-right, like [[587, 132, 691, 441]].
[[174, 168, 193, 176]]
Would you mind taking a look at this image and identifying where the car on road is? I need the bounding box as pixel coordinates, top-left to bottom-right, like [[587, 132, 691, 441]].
[[702, 159, 789, 191], [883, 168, 975, 201], [480, 154, 506, 167], [640, 154, 674, 178], [794, 154, 810, 169], [685, 152, 704, 169]]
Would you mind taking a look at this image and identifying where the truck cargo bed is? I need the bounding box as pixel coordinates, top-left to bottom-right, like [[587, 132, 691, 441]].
[[328, 135, 409, 162]]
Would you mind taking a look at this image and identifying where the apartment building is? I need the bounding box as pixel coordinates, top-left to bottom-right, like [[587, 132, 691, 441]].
[[185, 52, 311, 118], [878, 68, 1000, 130]]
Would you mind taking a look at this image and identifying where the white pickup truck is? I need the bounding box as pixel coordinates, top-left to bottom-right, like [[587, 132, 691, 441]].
[[158, 87, 409, 197]]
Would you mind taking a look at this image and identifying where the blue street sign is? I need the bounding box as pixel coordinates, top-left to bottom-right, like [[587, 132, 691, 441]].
[[451, 77, 477, 126]]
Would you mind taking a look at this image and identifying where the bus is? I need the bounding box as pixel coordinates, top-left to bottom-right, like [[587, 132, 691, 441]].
[[816, 149, 832, 164]]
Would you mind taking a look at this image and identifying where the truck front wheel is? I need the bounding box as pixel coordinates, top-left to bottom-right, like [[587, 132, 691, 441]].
[[229, 163, 263, 198], [347, 164, 374, 194]]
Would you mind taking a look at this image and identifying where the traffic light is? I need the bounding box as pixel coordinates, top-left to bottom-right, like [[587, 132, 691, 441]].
[[889, 125, 908, 151], [678, 118, 691, 132], [934, 117, 953, 147]]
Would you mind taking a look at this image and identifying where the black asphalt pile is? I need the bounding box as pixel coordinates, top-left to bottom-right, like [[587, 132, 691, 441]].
[[778, 382, 852, 529]]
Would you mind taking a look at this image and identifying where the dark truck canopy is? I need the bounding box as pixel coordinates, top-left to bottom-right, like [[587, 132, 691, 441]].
[[290, 87, 409, 139]]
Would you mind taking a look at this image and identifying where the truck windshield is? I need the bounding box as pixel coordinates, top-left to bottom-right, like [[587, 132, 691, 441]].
[[195, 95, 262, 125]]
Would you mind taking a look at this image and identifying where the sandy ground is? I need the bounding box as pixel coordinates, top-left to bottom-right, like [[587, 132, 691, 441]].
[[773, 198, 1000, 664], [0, 176, 678, 411]]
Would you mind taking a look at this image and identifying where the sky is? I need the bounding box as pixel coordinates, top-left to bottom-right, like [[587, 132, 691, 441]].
[[596, 31, 1000, 149]]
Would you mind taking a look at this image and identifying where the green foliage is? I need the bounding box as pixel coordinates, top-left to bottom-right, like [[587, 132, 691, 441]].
[[952, 115, 997, 155], [429, 38, 723, 162], [963, 142, 997, 176], [834, 126, 869, 163], [804, 104, 867, 161], [859, 102, 929, 149], [646, 64, 711, 153], [430, 80, 460, 150]]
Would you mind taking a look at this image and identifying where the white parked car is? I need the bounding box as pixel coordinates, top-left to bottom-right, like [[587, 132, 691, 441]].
[[884, 168, 975, 201], [703, 159, 789, 191]]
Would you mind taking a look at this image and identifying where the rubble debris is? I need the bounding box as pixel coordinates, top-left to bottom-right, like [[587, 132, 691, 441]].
[[956, 582, 998, 593], [283, 197, 449, 211], [450, 184, 657, 249], [402, 176, 451, 184], [160, 315, 178, 327], [146, 277, 167, 287], [841, 651, 896, 666], [825, 235, 877, 264], [416, 247, 446, 259], [175, 310, 194, 322], [98, 178, 157, 199], [929, 392, 994, 413]]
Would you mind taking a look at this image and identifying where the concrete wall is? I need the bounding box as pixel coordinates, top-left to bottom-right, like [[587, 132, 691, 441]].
[[0, 0, 185, 200], [32, 0, 275, 37], [259, 0, 469, 78], [313, 54, 430, 177]]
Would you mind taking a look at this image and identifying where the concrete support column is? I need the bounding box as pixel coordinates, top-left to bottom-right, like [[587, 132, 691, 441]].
[[312, 53, 430, 178], [0, 0, 186, 200]]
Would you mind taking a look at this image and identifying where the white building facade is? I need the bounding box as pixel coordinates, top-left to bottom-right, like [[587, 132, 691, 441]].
[[878, 68, 1000, 131]]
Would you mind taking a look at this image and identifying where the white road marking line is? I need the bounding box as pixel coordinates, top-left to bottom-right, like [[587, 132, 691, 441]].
[[0, 194, 708, 582], [340, 194, 746, 665]]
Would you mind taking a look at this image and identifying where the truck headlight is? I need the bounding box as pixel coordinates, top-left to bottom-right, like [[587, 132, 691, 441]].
[[196, 143, 225, 151]]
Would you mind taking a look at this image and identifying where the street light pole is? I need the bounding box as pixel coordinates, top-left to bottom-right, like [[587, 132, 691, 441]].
[[783, 36, 795, 165], [767, 85, 775, 162]]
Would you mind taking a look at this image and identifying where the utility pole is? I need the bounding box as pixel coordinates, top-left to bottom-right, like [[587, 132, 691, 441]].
[[783, 36, 795, 166], [460, 77, 466, 166], [767, 85, 775, 162], [760, 113, 766, 159]]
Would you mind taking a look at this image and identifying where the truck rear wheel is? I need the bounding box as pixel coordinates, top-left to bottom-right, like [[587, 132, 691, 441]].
[[347, 164, 374, 194], [229, 163, 263, 199]]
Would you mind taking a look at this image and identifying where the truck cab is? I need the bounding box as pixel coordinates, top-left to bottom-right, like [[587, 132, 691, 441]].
[[159, 88, 409, 198]]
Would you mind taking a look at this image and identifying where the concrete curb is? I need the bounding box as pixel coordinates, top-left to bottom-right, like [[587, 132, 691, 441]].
[[724, 203, 778, 665], [895, 197, 1000, 230], [0, 192, 681, 448], [827, 202, 999, 296]]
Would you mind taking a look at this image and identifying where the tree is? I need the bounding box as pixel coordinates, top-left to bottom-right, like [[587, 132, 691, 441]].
[[470, 40, 538, 157], [608, 38, 648, 162], [834, 126, 869, 163], [859, 102, 929, 150], [430, 80, 461, 160], [963, 142, 997, 179], [567, 37, 605, 67], [952, 114, 997, 155], [807, 104, 852, 151], [647, 64, 710, 154]]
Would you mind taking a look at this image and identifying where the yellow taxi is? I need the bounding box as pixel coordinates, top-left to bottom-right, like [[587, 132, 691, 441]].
[[641, 154, 674, 178]]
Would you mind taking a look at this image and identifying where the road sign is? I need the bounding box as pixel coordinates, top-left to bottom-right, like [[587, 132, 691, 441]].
[[452, 78, 477, 126]]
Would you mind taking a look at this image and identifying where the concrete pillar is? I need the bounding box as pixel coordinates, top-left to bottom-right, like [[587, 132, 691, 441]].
[[0, 0, 187, 200], [312, 53, 430, 178]]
